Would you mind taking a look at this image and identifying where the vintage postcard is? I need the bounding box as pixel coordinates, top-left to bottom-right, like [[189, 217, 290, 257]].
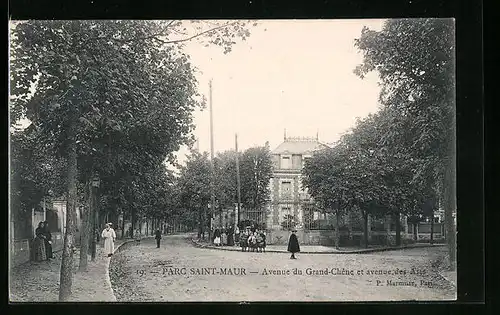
[[9, 19, 457, 302]]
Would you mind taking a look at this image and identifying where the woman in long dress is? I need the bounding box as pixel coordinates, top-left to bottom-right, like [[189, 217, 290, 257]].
[[43, 220, 53, 259], [32, 222, 47, 262], [102, 223, 116, 257], [213, 228, 221, 246], [287, 229, 300, 259]]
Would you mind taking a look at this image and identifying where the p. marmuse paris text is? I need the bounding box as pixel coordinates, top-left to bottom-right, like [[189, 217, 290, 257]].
[[163, 267, 246, 276]]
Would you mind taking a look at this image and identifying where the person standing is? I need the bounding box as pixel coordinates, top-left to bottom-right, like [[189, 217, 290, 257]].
[[101, 223, 116, 257], [227, 226, 234, 246], [43, 221, 53, 259], [155, 229, 162, 248], [213, 228, 221, 246], [239, 230, 248, 251], [32, 222, 47, 262], [287, 229, 300, 259], [235, 225, 240, 244], [221, 228, 227, 246], [248, 232, 257, 252]]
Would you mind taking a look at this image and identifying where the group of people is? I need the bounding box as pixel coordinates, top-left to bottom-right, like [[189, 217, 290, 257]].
[[32, 221, 53, 262], [212, 227, 234, 246], [211, 226, 301, 258], [239, 229, 267, 252]]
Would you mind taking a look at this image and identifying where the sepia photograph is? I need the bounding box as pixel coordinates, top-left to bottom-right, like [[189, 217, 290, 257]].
[[9, 19, 457, 302]]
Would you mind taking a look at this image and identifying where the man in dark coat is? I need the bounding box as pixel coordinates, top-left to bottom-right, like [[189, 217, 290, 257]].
[[155, 229, 162, 248], [287, 229, 300, 259], [227, 226, 234, 246], [43, 221, 53, 259]]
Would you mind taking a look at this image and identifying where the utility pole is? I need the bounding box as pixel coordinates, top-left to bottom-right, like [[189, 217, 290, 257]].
[[90, 175, 100, 261], [90, 182, 96, 261], [209, 79, 215, 239], [43, 197, 47, 222], [235, 133, 242, 228]]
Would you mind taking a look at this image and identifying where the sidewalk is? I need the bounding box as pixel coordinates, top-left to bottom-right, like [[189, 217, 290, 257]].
[[9, 239, 129, 302], [191, 238, 446, 254]]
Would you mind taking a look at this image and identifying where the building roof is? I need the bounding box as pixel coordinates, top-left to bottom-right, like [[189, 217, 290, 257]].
[[272, 137, 330, 155]]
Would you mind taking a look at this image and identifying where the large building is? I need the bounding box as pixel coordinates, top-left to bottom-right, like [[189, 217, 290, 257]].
[[266, 134, 330, 231]]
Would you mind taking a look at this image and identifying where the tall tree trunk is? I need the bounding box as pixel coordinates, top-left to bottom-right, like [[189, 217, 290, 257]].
[[95, 189, 100, 243], [430, 213, 434, 245], [121, 211, 126, 240], [219, 205, 223, 228], [198, 210, 202, 239], [346, 212, 353, 243], [334, 211, 340, 249], [395, 212, 401, 246], [202, 205, 207, 240], [385, 215, 391, 246], [78, 180, 92, 271], [444, 162, 456, 270], [362, 210, 369, 249], [413, 222, 418, 241], [59, 134, 78, 301], [90, 186, 97, 262], [131, 210, 135, 239], [443, 114, 457, 270]]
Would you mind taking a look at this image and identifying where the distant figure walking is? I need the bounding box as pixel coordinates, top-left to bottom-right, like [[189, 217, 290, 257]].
[[102, 223, 116, 257], [155, 229, 162, 248], [287, 229, 300, 259], [32, 222, 47, 262]]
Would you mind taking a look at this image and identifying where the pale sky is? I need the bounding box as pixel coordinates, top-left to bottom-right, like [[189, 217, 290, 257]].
[[177, 19, 384, 165], [11, 19, 386, 168]]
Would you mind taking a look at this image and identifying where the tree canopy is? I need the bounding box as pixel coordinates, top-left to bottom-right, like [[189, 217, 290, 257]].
[[303, 18, 454, 259], [9, 19, 255, 300], [354, 18, 455, 267]]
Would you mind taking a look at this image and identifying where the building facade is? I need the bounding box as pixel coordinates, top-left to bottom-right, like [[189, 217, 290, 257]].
[[267, 135, 330, 231], [261, 135, 447, 246], [10, 197, 82, 267]]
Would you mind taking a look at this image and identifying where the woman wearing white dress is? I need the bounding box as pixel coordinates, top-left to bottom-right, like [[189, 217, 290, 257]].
[[102, 223, 116, 257], [213, 228, 221, 246]]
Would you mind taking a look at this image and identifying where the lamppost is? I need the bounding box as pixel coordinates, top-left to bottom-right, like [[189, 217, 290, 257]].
[[90, 174, 100, 261]]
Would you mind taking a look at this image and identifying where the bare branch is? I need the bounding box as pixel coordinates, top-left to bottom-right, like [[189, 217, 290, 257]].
[[164, 20, 176, 29], [83, 21, 240, 46], [158, 21, 240, 45]]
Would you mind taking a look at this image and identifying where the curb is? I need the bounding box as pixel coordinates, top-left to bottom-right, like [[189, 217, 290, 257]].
[[191, 239, 446, 254], [106, 237, 154, 302]]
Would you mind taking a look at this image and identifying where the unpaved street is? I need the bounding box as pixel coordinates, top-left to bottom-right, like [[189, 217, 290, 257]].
[[109, 234, 455, 302]]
